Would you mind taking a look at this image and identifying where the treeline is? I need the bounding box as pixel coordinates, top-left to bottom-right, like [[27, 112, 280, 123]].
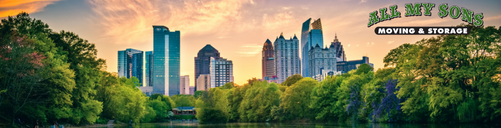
[[195, 24, 501, 123], [0, 13, 183, 127]]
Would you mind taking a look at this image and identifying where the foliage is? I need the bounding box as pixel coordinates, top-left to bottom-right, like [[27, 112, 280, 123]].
[[280, 77, 317, 120], [281, 74, 303, 87]]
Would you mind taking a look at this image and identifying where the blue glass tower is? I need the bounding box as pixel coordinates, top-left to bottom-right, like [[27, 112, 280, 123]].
[[152, 25, 180, 96], [118, 48, 143, 85], [301, 18, 323, 77], [301, 18, 311, 77], [145, 51, 153, 86]]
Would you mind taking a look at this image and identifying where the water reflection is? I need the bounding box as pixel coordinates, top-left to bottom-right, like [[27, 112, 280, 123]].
[[97, 122, 499, 128]]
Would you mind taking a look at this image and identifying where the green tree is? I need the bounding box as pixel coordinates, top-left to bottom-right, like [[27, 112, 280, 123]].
[[279, 77, 317, 120], [281, 74, 303, 87]]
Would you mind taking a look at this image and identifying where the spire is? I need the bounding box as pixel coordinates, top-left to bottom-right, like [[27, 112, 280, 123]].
[[293, 34, 298, 39], [333, 33, 339, 42], [280, 32, 283, 36]]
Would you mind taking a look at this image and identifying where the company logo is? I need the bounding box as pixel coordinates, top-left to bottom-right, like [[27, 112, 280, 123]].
[[368, 3, 483, 35]]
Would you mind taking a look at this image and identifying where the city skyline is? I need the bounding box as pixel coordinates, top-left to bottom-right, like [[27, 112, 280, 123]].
[[3, 0, 500, 86]]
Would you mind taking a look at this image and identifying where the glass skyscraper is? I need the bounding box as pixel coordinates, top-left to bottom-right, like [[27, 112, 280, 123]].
[[118, 48, 143, 85], [301, 18, 311, 77], [301, 18, 324, 77], [152, 25, 180, 96], [145, 51, 153, 86]]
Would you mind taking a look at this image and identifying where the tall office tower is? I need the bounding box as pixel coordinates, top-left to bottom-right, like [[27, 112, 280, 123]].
[[330, 34, 347, 62], [179, 75, 190, 94], [145, 51, 153, 86], [118, 48, 144, 85], [152, 25, 180, 96], [194, 44, 220, 91], [210, 57, 233, 88], [301, 18, 324, 77], [301, 18, 311, 77], [274, 33, 301, 83], [308, 44, 337, 77], [309, 18, 324, 54], [262, 39, 275, 79], [196, 74, 210, 91]]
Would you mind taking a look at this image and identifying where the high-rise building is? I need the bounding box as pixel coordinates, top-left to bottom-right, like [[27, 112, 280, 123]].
[[337, 56, 374, 73], [274, 33, 301, 83], [118, 48, 144, 85], [179, 75, 190, 94], [210, 57, 233, 88], [301, 18, 324, 77], [152, 25, 180, 96], [331, 34, 347, 62], [262, 39, 275, 79], [308, 44, 338, 78], [145, 51, 153, 86], [301, 18, 311, 77], [196, 74, 210, 91], [194, 44, 220, 91]]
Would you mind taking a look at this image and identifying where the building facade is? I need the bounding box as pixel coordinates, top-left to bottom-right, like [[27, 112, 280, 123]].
[[196, 74, 210, 91], [337, 56, 374, 73], [118, 48, 143, 85], [301, 18, 324, 77], [308, 44, 337, 77], [152, 25, 180, 96], [210, 57, 233, 88], [179, 75, 190, 94], [262, 39, 275, 79], [194, 44, 221, 91], [189, 86, 195, 95], [330, 34, 347, 62], [274, 33, 301, 83], [145, 51, 153, 86], [301, 18, 311, 77]]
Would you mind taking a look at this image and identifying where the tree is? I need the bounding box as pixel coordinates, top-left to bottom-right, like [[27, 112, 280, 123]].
[[279, 77, 317, 120], [281, 74, 303, 87]]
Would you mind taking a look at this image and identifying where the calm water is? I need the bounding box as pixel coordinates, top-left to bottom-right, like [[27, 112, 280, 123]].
[[95, 122, 499, 128]]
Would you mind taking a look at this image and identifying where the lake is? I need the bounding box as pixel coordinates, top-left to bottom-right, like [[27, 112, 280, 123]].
[[94, 122, 499, 128]]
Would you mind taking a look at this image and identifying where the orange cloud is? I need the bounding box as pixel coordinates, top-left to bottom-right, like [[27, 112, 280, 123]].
[[88, 0, 252, 44], [0, 0, 60, 18]]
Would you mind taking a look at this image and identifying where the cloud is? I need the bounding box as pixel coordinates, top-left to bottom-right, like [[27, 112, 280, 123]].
[[356, 44, 359, 47], [359, 0, 367, 4], [347, 44, 351, 47], [485, 15, 501, 21], [89, 0, 252, 44], [237, 44, 262, 57], [0, 0, 60, 18], [387, 41, 394, 44]]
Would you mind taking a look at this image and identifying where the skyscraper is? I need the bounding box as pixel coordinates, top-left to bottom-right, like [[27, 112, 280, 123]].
[[262, 39, 275, 79], [330, 34, 347, 62], [152, 25, 180, 96], [301, 18, 311, 77], [210, 57, 233, 88], [274, 33, 301, 83], [145, 51, 153, 86], [118, 48, 143, 85], [194, 44, 220, 91], [301, 18, 324, 77]]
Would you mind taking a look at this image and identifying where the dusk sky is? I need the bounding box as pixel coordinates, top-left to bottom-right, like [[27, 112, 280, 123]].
[[1, 0, 500, 86]]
